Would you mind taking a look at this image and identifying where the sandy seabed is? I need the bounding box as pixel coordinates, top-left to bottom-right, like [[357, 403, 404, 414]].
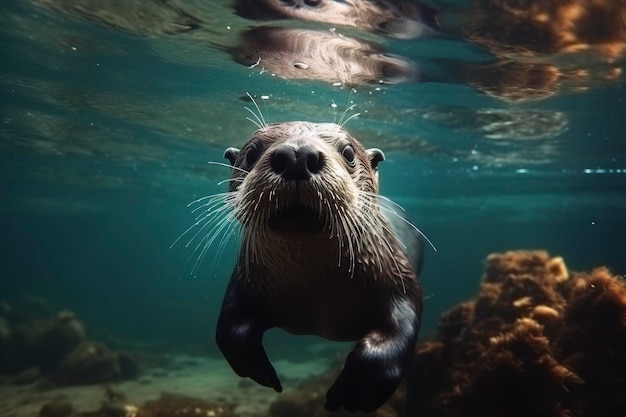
[[0, 354, 331, 417]]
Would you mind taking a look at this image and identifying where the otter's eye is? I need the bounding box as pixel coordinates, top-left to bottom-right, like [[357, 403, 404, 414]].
[[342, 145, 356, 167], [246, 142, 262, 166], [377, 20, 389, 31], [304, 0, 322, 6]]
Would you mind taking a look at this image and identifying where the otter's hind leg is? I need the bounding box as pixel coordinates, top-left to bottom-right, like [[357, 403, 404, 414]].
[[325, 299, 420, 412], [215, 271, 282, 392]]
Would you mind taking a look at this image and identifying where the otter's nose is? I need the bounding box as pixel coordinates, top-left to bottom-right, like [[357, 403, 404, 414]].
[[270, 144, 323, 181]]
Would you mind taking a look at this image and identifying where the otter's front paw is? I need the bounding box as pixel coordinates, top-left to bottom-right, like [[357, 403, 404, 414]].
[[220, 330, 282, 392], [216, 317, 282, 392], [324, 348, 404, 412]]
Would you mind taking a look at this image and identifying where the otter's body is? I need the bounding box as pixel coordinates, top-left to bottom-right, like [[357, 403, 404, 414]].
[[215, 122, 422, 412]]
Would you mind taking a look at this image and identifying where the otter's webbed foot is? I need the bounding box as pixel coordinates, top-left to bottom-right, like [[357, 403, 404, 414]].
[[215, 278, 282, 392], [325, 313, 419, 412]]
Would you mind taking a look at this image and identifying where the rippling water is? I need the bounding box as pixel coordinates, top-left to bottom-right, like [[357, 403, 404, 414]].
[[1, 0, 625, 347]]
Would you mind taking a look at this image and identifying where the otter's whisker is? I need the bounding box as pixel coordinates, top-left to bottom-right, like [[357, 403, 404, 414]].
[[190, 241, 210, 278], [170, 194, 229, 250], [191, 193, 234, 215], [188, 230, 216, 275], [185, 211, 233, 277], [196, 211, 237, 262], [333, 201, 344, 245], [171, 221, 203, 250], [245, 92, 267, 130], [187, 195, 214, 207], [246, 116, 263, 131], [187, 204, 233, 250], [214, 222, 240, 271], [325, 199, 343, 267], [218, 178, 238, 186], [342, 103, 357, 120], [248, 92, 267, 128], [361, 211, 388, 274], [361, 191, 407, 213], [377, 205, 437, 253], [208, 161, 250, 175], [342, 207, 362, 272], [191, 197, 236, 224], [187, 191, 236, 214], [364, 210, 404, 290], [188, 211, 215, 234], [188, 206, 234, 252], [316, 190, 324, 217], [362, 191, 431, 251], [338, 207, 356, 276], [340, 111, 361, 127], [338, 88, 357, 126], [253, 191, 265, 212]]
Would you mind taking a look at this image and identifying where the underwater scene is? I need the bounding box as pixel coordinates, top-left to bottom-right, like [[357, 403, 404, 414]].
[[1, 0, 626, 416]]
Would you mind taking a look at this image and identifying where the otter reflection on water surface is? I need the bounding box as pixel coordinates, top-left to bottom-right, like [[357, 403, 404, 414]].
[[233, 26, 418, 86], [234, 0, 440, 39], [31, 0, 626, 100]]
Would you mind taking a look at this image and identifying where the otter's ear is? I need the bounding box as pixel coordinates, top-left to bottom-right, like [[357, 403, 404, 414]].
[[366, 148, 385, 170], [224, 147, 240, 166]]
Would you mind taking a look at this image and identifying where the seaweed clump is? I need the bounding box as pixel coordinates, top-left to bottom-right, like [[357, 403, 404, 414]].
[[406, 250, 626, 417]]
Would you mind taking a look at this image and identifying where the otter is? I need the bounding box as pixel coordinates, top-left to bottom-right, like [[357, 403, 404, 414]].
[[215, 121, 423, 412]]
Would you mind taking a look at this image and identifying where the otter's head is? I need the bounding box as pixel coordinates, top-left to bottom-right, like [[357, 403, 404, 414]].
[[224, 122, 385, 240]]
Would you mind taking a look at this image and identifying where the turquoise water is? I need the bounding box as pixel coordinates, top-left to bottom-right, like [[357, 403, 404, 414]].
[[1, 0, 625, 358]]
